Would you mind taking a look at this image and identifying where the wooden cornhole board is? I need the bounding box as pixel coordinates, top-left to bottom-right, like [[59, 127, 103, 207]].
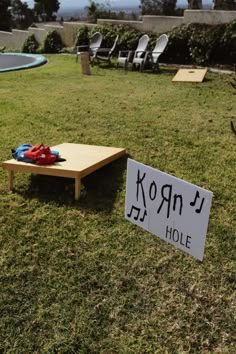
[[172, 68, 208, 82], [2, 143, 127, 200]]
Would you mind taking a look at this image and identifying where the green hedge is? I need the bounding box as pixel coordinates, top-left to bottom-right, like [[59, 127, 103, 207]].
[[74, 25, 90, 48], [21, 34, 39, 54], [74, 21, 236, 66], [163, 22, 236, 65], [21, 30, 64, 54], [41, 30, 64, 54]]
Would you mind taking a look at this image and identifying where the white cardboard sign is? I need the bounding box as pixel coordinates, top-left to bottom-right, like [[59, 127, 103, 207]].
[[125, 159, 213, 261]]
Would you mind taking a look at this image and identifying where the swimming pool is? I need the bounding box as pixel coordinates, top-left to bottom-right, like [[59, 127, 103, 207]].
[[0, 53, 47, 72]]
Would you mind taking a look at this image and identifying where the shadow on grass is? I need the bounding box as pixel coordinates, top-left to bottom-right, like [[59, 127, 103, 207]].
[[91, 63, 176, 76], [20, 155, 128, 212]]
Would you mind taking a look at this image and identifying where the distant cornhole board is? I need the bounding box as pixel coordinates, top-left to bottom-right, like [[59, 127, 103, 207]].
[[172, 68, 208, 83], [2, 143, 127, 200]]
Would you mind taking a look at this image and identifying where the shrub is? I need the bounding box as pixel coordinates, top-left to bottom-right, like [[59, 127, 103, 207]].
[[91, 24, 118, 48], [117, 26, 145, 51], [41, 30, 63, 53], [158, 22, 236, 66], [188, 24, 226, 66], [74, 25, 90, 49], [21, 34, 39, 54], [74, 24, 149, 55], [219, 20, 236, 64], [73, 21, 236, 66], [160, 24, 194, 64]]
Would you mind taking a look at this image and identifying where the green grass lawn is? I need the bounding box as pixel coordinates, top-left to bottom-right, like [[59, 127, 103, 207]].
[[0, 55, 235, 353]]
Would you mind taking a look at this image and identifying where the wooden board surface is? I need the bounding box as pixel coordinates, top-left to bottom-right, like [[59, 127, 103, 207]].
[[172, 68, 208, 82], [2, 143, 127, 178]]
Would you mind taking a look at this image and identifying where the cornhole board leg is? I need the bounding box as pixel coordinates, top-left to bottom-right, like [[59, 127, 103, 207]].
[[75, 177, 81, 201], [8, 170, 14, 191]]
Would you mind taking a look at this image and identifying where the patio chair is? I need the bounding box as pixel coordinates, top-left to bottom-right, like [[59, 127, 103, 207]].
[[132, 34, 150, 71], [141, 34, 169, 72], [91, 35, 119, 65], [76, 32, 103, 63], [117, 34, 149, 70]]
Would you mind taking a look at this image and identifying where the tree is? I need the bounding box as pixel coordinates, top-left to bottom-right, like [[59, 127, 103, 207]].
[[140, 0, 177, 16], [162, 0, 179, 15], [188, 0, 202, 8], [11, 0, 34, 29], [34, 0, 60, 21], [85, 0, 99, 23], [212, 0, 236, 9], [0, 0, 11, 31]]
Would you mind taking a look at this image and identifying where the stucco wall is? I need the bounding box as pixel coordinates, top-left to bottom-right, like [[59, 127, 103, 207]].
[[184, 10, 236, 24], [59, 22, 94, 47], [142, 15, 184, 33], [28, 27, 48, 44], [0, 31, 13, 48], [97, 19, 144, 32], [0, 10, 236, 50], [12, 30, 30, 49], [0, 28, 47, 50]]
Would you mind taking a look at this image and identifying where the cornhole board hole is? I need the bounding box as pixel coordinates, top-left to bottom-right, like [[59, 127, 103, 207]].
[[2, 143, 127, 200], [172, 68, 208, 82]]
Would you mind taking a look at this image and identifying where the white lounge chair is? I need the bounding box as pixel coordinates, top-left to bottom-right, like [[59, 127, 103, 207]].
[[141, 34, 169, 72], [132, 34, 150, 71], [91, 35, 119, 65], [117, 34, 150, 70], [76, 32, 103, 62]]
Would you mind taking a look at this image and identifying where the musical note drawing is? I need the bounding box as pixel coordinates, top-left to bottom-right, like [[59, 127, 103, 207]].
[[127, 205, 147, 222], [127, 205, 140, 220], [190, 190, 199, 206], [190, 191, 205, 214], [140, 209, 147, 222]]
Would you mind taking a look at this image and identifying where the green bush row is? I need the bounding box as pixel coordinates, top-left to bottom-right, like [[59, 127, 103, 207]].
[[22, 30, 63, 54], [163, 21, 236, 65], [74, 22, 236, 66], [21, 21, 236, 66]]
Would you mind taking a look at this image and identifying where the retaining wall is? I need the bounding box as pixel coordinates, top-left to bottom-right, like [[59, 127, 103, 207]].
[[57, 22, 94, 48], [28, 27, 48, 44], [0, 10, 236, 50], [184, 10, 236, 24], [142, 15, 184, 32], [97, 16, 184, 34], [0, 30, 13, 48], [97, 19, 144, 32], [11, 30, 29, 48]]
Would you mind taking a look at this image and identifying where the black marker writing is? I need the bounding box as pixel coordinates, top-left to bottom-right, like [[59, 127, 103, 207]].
[[140, 209, 147, 222], [190, 191, 205, 214], [127, 205, 147, 223], [136, 169, 146, 208], [127, 205, 140, 220], [157, 184, 172, 219]]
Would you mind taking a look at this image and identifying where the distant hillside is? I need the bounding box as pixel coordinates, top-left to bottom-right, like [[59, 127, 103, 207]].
[[57, 3, 213, 20], [25, 0, 213, 19], [57, 6, 141, 20]]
